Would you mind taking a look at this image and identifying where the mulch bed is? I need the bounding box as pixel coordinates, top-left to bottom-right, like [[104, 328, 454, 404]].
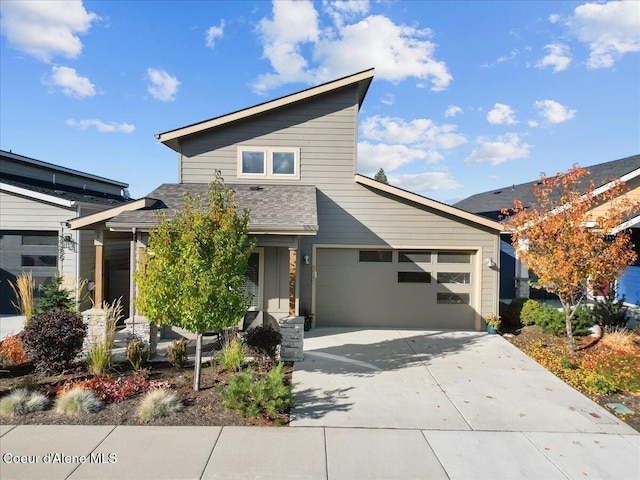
[[0, 360, 292, 426]]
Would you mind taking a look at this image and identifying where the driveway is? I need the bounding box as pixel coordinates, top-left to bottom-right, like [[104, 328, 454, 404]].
[[291, 328, 636, 434]]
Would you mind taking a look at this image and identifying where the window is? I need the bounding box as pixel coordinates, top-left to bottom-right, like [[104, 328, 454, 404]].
[[359, 250, 392, 262], [22, 232, 58, 246], [437, 272, 471, 284], [437, 252, 472, 264], [238, 147, 299, 179], [398, 250, 432, 263], [241, 150, 266, 175], [242, 252, 261, 309], [398, 271, 431, 283], [22, 255, 57, 267], [437, 292, 470, 304]]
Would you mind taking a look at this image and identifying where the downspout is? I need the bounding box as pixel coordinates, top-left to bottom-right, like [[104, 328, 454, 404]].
[[130, 227, 137, 322], [75, 205, 82, 308]]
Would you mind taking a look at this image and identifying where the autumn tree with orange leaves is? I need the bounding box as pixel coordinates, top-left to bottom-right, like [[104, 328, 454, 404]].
[[502, 165, 639, 356]]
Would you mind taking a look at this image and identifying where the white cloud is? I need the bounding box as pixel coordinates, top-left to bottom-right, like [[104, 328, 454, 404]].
[[252, 1, 452, 94], [147, 68, 180, 102], [388, 171, 462, 193], [496, 48, 520, 63], [549, 14, 561, 24], [205, 20, 225, 48], [357, 141, 439, 175], [465, 133, 532, 165], [536, 43, 572, 72], [444, 105, 462, 118], [487, 103, 518, 125], [568, 0, 640, 69], [323, 0, 370, 28], [380, 93, 394, 105], [534, 99, 576, 124], [45, 66, 95, 97], [0, 0, 98, 63], [66, 119, 135, 133], [361, 115, 466, 150]]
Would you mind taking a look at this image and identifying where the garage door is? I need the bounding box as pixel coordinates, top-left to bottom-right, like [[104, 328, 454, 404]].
[[315, 248, 477, 329]]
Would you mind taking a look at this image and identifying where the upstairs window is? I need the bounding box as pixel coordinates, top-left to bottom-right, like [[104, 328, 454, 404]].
[[238, 147, 299, 179]]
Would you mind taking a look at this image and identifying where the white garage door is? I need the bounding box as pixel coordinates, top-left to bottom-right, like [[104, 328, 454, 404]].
[[315, 248, 477, 329]]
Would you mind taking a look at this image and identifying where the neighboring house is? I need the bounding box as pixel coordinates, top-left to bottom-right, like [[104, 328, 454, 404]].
[[70, 69, 503, 331], [455, 154, 640, 306], [0, 150, 132, 314]]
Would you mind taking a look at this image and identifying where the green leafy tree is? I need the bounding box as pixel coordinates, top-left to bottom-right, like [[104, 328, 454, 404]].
[[134, 172, 254, 390], [374, 168, 388, 184]]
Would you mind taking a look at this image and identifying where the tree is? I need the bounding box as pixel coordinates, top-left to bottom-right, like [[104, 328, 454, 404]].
[[502, 165, 639, 355], [134, 172, 254, 390], [374, 168, 388, 184], [35, 275, 74, 314]]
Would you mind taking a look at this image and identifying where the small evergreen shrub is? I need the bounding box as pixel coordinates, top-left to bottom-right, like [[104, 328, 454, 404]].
[[21, 310, 86, 374], [126, 338, 149, 370], [167, 338, 188, 368], [0, 389, 49, 417], [590, 288, 628, 328], [244, 326, 282, 358], [215, 337, 247, 372], [220, 362, 292, 420], [520, 300, 541, 326], [35, 275, 74, 314], [55, 387, 103, 415], [137, 389, 182, 421], [0, 334, 29, 367]]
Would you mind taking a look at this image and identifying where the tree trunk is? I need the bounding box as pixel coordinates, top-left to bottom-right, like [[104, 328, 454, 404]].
[[564, 304, 576, 357], [194, 332, 202, 391]]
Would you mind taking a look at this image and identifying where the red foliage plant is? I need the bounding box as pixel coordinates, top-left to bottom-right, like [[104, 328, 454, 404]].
[[0, 333, 29, 367], [57, 374, 170, 403]]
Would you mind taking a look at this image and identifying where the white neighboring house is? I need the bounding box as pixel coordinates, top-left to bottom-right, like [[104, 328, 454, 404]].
[[0, 150, 132, 314]]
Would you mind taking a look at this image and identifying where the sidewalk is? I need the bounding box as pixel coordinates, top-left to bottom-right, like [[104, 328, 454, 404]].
[[1, 424, 638, 479]]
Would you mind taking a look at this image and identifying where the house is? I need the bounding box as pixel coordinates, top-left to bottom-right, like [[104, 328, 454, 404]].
[[69, 69, 503, 331], [0, 150, 132, 314], [455, 154, 640, 306]]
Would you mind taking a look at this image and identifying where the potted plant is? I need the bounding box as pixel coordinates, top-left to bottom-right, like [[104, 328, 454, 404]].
[[302, 309, 314, 331], [484, 313, 501, 334]]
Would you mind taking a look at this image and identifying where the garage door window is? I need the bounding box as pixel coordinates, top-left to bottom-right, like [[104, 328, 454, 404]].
[[21, 255, 57, 267], [437, 292, 470, 304], [359, 250, 392, 262], [437, 272, 471, 284], [398, 250, 431, 263], [398, 271, 431, 283], [437, 252, 471, 263]]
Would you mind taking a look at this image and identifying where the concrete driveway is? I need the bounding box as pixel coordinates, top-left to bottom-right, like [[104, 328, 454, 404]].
[[291, 328, 636, 434]]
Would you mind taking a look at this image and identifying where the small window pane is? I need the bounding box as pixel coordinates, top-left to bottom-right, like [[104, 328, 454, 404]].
[[22, 255, 57, 267], [437, 252, 472, 264], [398, 271, 431, 283], [398, 251, 432, 263], [272, 151, 295, 175], [22, 232, 58, 246], [437, 272, 471, 284], [437, 292, 470, 304], [359, 250, 392, 262], [241, 151, 266, 174]]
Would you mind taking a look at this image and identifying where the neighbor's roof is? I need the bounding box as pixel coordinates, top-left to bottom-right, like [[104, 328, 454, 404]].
[[156, 68, 375, 152], [69, 183, 318, 235], [356, 175, 504, 232], [454, 154, 640, 221]]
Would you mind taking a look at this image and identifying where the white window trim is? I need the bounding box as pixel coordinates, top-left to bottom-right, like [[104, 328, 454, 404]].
[[237, 146, 300, 180]]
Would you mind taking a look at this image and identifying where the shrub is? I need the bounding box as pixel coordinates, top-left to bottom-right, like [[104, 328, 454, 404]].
[[590, 288, 628, 328], [520, 300, 541, 326], [506, 298, 529, 324], [600, 328, 637, 355], [55, 387, 103, 415], [35, 275, 74, 314], [0, 334, 29, 367], [585, 374, 618, 395], [137, 389, 182, 422], [8, 271, 35, 322], [21, 310, 86, 375], [85, 343, 112, 376], [127, 338, 149, 370], [167, 339, 188, 368], [244, 326, 282, 358], [57, 373, 169, 404], [215, 337, 247, 372], [220, 362, 292, 420], [0, 389, 49, 417]]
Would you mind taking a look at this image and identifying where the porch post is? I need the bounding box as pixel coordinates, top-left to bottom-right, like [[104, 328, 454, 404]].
[[288, 247, 297, 317], [94, 229, 104, 306]]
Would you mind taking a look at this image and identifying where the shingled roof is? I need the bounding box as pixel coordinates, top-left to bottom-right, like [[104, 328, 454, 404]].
[[70, 183, 318, 235], [454, 154, 640, 221]]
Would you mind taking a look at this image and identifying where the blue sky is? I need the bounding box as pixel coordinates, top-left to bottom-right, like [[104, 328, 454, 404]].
[[1, 0, 638, 204]]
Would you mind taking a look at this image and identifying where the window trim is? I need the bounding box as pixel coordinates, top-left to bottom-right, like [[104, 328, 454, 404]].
[[238, 146, 300, 180]]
